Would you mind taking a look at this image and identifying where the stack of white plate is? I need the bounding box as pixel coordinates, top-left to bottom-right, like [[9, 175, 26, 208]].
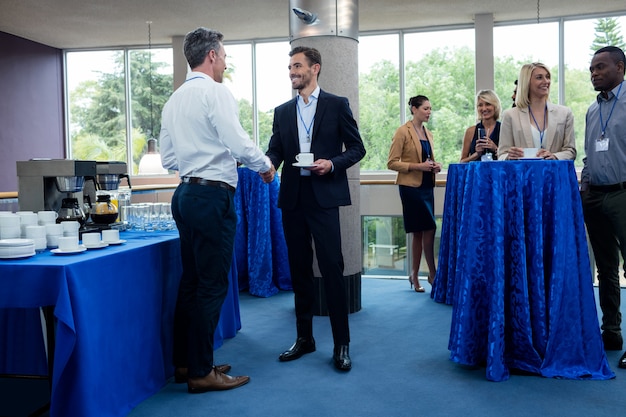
[[0, 238, 36, 259]]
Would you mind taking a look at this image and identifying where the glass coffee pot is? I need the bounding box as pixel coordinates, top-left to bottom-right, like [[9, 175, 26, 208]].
[[57, 197, 87, 225], [91, 193, 118, 225]]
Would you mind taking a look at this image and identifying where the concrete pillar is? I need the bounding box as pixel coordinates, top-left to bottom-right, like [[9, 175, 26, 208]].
[[289, 0, 362, 314], [474, 13, 494, 91], [171, 36, 187, 90]]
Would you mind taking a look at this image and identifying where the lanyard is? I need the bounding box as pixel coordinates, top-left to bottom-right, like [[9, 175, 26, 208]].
[[296, 96, 315, 142], [184, 76, 204, 83], [529, 104, 547, 147], [599, 82, 623, 138]]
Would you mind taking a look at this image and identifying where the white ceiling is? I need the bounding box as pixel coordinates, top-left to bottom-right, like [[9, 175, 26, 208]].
[[1, 0, 625, 49]]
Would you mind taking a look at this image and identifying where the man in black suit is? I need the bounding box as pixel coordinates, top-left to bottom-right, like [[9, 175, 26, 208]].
[[266, 46, 365, 371]]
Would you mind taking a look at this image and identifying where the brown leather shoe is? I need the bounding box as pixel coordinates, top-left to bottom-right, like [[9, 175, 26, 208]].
[[187, 367, 250, 393], [174, 364, 232, 383]]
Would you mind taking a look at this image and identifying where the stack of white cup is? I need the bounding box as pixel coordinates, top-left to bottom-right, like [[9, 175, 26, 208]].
[[25, 225, 47, 252], [62, 221, 80, 238], [0, 213, 21, 239], [17, 211, 38, 238], [45, 223, 64, 248], [37, 210, 58, 226]]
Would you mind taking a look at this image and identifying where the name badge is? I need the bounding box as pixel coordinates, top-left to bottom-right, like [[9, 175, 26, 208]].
[[596, 137, 609, 152]]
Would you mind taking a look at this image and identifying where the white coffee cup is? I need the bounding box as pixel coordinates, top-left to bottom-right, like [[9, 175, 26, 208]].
[[62, 221, 80, 237], [45, 223, 63, 236], [0, 214, 20, 228], [45, 224, 63, 247], [101, 229, 120, 243], [523, 147, 539, 158], [0, 225, 21, 239], [82, 232, 101, 247], [26, 225, 46, 239], [58, 235, 79, 251], [296, 152, 314, 165], [37, 210, 58, 225], [18, 212, 38, 237]]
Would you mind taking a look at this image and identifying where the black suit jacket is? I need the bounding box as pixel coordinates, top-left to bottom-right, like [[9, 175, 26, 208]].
[[266, 89, 366, 210]]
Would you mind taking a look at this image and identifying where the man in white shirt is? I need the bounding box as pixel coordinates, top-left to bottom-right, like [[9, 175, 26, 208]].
[[160, 27, 274, 393]]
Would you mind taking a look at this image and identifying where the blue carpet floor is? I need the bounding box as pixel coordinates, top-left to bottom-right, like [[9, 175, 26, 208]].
[[128, 278, 626, 417]]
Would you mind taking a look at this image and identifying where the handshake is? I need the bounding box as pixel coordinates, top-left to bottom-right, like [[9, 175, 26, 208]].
[[259, 164, 276, 183]]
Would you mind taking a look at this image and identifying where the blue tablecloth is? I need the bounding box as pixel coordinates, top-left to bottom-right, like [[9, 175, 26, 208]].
[[0, 230, 240, 417], [235, 167, 291, 297], [433, 161, 614, 381]]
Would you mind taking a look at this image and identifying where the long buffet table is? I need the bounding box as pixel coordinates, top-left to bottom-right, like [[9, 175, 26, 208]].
[[432, 160, 614, 381], [0, 230, 240, 417]]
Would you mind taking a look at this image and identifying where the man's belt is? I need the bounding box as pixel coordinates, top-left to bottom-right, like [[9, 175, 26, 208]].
[[180, 177, 235, 192]]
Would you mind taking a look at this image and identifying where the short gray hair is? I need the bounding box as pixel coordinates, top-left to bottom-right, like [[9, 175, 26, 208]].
[[183, 27, 223, 69]]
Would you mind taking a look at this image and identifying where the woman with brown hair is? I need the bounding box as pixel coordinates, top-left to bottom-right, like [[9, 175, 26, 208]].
[[388, 95, 442, 292]]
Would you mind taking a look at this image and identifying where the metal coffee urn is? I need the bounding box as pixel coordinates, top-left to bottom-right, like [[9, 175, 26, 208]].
[[16, 159, 97, 214]]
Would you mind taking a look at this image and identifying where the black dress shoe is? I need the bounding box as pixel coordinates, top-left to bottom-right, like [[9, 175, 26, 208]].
[[619, 351, 626, 369], [602, 331, 623, 351], [279, 337, 316, 362], [333, 345, 351, 371]]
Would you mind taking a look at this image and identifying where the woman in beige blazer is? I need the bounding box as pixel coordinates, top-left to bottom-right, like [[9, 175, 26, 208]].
[[498, 62, 576, 160], [388, 95, 442, 292]]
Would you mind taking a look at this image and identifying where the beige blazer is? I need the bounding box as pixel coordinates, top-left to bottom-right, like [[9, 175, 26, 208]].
[[497, 103, 576, 160], [387, 121, 435, 187]]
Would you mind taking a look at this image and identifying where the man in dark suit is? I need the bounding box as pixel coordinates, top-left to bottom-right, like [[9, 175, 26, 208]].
[[266, 46, 365, 371]]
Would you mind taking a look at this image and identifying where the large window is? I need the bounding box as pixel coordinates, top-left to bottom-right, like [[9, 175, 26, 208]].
[[64, 14, 626, 173], [66, 48, 173, 174], [66, 50, 126, 162], [223, 43, 254, 140], [404, 28, 475, 167], [358, 34, 400, 171], [254, 42, 292, 151]]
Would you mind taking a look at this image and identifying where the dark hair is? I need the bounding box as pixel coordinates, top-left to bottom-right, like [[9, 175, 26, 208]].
[[408, 95, 429, 113], [183, 27, 224, 69], [595, 46, 626, 75], [289, 46, 322, 78]]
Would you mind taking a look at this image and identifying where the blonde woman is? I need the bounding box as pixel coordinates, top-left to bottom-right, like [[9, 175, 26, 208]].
[[460, 89, 502, 162], [388, 95, 442, 292], [498, 62, 576, 160]]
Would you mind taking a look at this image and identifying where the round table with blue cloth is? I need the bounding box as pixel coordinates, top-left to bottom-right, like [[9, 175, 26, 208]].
[[234, 166, 292, 297], [433, 160, 614, 381]]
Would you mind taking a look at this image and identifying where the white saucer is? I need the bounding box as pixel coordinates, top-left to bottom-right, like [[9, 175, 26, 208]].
[[104, 239, 126, 245], [293, 162, 318, 168], [84, 241, 109, 250], [51, 245, 87, 255], [0, 251, 36, 259], [0, 238, 34, 247], [519, 157, 543, 160]]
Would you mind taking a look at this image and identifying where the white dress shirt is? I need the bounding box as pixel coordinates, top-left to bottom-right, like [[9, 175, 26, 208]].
[[297, 86, 319, 176], [160, 72, 271, 188]]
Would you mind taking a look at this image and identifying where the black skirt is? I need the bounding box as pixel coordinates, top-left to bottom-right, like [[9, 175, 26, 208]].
[[399, 185, 436, 233]]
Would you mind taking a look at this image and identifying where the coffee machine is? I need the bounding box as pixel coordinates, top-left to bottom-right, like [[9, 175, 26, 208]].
[[83, 161, 131, 227], [16, 159, 97, 221]]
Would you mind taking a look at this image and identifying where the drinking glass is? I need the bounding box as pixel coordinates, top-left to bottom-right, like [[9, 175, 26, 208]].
[[161, 203, 175, 230]]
